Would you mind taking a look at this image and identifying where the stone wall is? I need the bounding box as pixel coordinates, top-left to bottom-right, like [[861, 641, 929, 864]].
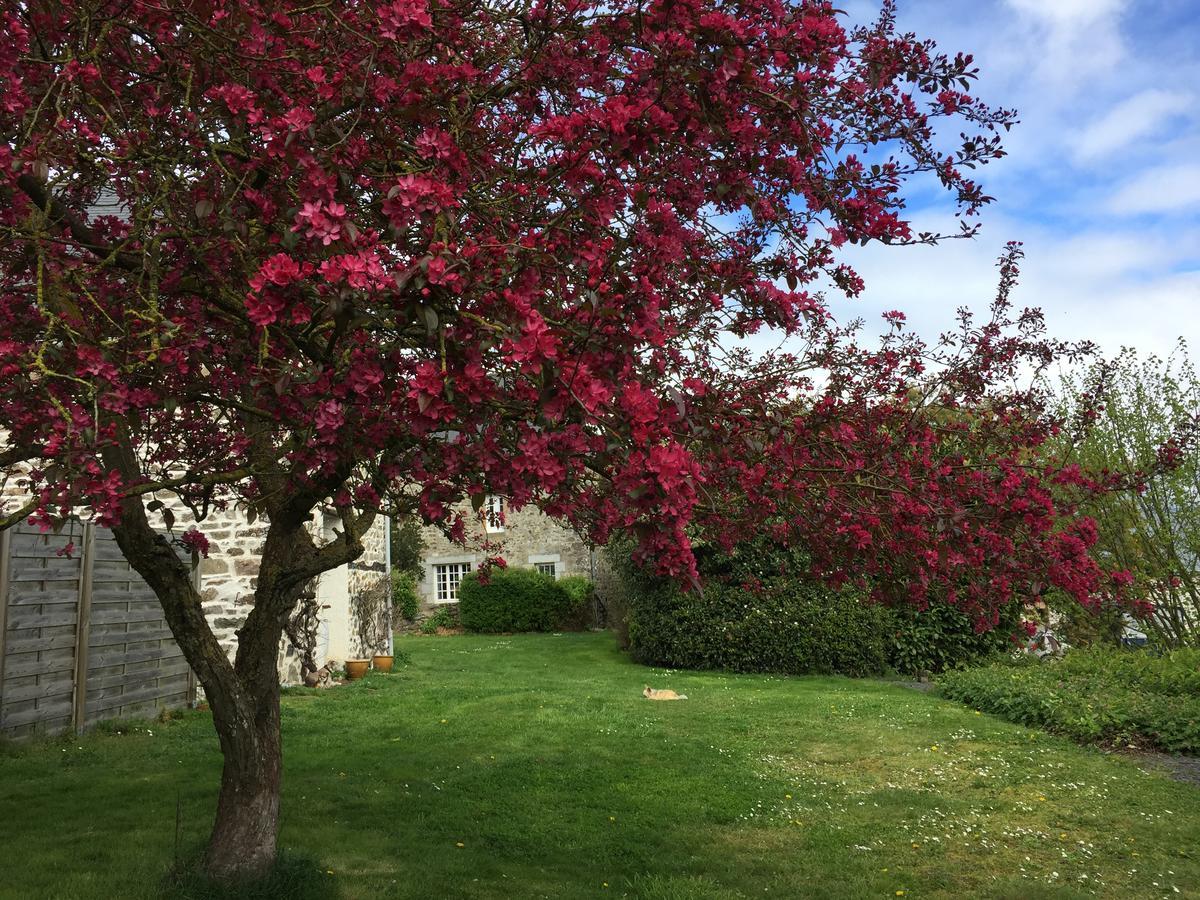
[[347, 515, 391, 660], [417, 500, 595, 607]]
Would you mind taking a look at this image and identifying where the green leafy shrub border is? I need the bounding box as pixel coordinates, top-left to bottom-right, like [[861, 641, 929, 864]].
[[938, 648, 1200, 753]]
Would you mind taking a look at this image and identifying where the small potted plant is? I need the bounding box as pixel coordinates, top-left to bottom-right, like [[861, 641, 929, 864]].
[[372, 653, 394, 673], [344, 658, 370, 681]]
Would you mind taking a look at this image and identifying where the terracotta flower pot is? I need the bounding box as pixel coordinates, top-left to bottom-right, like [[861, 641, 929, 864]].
[[344, 659, 370, 681], [372, 655, 394, 673]]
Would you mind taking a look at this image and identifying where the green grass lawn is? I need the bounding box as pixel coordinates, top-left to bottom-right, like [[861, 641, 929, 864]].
[[2, 632, 1198, 899]]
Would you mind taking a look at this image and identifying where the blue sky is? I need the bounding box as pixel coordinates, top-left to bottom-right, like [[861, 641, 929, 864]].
[[807, 0, 1200, 359]]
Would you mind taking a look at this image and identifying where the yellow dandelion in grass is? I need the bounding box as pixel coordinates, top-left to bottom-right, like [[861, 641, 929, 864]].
[[440, 719, 448, 724], [602, 883, 609, 889], [896, 891, 906, 896], [975, 710, 982, 716], [785, 794, 792, 799], [326, 870, 335, 875], [456, 842, 465, 848], [609, 816, 616, 822], [1038, 796, 1046, 802], [911, 842, 921, 849]]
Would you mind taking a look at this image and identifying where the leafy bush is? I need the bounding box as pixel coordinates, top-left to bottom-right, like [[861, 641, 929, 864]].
[[556, 575, 596, 629], [391, 569, 420, 621], [887, 601, 1021, 675], [939, 648, 1200, 752], [458, 568, 588, 633], [420, 605, 458, 634], [558, 574, 593, 606]]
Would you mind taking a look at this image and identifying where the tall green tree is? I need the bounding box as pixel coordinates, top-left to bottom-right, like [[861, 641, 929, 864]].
[[1054, 341, 1200, 647]]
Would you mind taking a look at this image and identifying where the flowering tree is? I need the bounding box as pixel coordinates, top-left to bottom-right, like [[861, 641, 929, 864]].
[[0, 0, 1123, 879]]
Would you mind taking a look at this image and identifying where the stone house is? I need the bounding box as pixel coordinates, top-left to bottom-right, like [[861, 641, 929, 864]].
[[194, 504, 390, 683], [417, 497, 596, 607]]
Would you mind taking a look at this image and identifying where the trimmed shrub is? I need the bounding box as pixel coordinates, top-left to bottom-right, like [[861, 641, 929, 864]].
[[939, 647, 1200, 752], [626, 578, 891, 678], [458, 567, 588, 633]]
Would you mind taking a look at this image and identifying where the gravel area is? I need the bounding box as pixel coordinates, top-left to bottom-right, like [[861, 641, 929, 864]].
[[1119, 751, 1200, 786]]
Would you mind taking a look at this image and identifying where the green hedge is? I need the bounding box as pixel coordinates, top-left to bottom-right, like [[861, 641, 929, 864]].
[[458, 568, 590, 633], [610, 536, 1015, 678], [626, 578, 892, 677], [938, 648, 1200, 752]]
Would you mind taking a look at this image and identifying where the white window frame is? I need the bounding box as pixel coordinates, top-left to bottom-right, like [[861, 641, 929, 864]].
[[482, 495, 505, 533], [534, 561, 557, 578], [529, 553, 561, 579], [433, 561, 472, 602]]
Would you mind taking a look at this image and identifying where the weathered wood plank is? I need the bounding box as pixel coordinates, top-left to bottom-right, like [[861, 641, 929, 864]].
[[87, 668, 190, 700], [9, 564, 85, 582], [88, 625, 177, 649], [88, 691, 189, 719], [3, 632, 78, 655], [1, 699, 73, 729], [87, 645, 186, 669], [87, 663, 190, 692], [7, 590, 83, 607], [89, 608, 167, 628], [0, 528, 11, 723], [3, 652, 76, 681], [10, 533, 82, 551], [1, 677, 75, 704], [4, 609, 79, 630], [71, 524, 95, 732], [90, 593, 163, 610]]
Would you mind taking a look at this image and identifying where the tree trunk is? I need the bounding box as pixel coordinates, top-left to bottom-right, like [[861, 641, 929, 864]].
[[204, 683, 282, 880], [101, 434, 373, 880]]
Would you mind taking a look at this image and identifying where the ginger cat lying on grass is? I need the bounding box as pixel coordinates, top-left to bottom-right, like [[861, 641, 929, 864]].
[[643, 685, 687, 701]]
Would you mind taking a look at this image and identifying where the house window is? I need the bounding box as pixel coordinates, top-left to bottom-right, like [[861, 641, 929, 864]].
[[434, 562, 471, 602], [534, 561, 557, 578], [482, 495, 505, 533]]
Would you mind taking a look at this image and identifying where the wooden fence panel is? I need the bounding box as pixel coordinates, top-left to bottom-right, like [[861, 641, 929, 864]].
[[0, 520, 85, 737], [0, 520, 196, 737], [83, 530, 192, 726]]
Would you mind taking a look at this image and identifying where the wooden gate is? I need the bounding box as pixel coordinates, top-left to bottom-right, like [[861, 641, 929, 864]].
[[0, 520, 196, 737]]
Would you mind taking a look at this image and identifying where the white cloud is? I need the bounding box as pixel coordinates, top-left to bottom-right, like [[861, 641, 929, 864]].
[[780, 218, 1200, 362], [990, 0, 1129, 98], [1107, 163, 1200, 215], [1004, 0, 1126, 27], [1075, 89, 1193, 161]]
